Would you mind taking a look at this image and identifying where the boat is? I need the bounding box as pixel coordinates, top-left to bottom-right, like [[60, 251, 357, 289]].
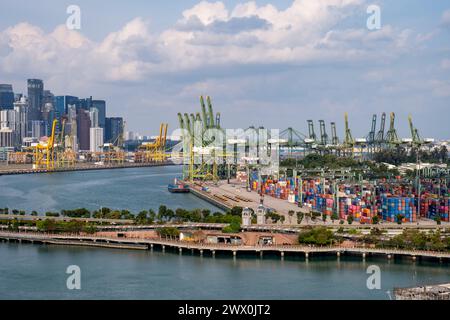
[[168, 178, 190, 193]]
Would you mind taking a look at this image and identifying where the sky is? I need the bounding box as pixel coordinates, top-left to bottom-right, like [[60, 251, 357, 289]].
[[0, 0, 449, 139]]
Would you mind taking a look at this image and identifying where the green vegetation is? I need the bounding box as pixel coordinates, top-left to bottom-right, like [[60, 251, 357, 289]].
[[35, 220, 98, 234], [222, 219, 241, 233], [374, 146, 448, 166], [157, 227, 180, 239], [298, 227, 339, 246], [281, 154, 400, 179], [381, 230, 449, 252]]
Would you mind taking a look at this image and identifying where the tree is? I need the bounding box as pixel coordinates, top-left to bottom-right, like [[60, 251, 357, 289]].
[[347, 215, 354, 225], [396, 214, 404, 225], [230, 206, 243, 216], [157, 227, 180, 239], [331, 213, 338, 223], [158, 205, 168, 221], [222, 220, 241, 233], [135, 211, 148, 225], [372, 215, 379, 225], [297, 212, 304, 224], [298, 227, 337, 246], [435, 214, 442, 225], [322, 213, 327, 223]]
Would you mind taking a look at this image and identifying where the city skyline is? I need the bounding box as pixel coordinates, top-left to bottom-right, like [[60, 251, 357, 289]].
[[0, 0, 449, 138]]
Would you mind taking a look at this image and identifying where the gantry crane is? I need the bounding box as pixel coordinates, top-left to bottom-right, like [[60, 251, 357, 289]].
[[375, 112, 386, 151], [55, 117, 76, 168], [366, 114, 377, 156], [319, 120, 329, 147], [408, 115, 421, 146], [178, 96, 232, 182], [307, 120, 317, 143], [385, 112, 400, 148], [34, 119, 58, 170], [136, 123, 168, 163], [343, 113, 355, 156]]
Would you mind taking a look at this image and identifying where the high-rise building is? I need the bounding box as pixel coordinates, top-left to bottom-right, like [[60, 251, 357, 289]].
[[54, 95, 79, 115], [31, 120, 46, 139], [105, 117, 123, 145], [43, 90, 54, 105], [77, 109, 91, 151], [42, 102, 56, 136], [89, 108, 99, 128], [0, 84, 14, 110], [0, 109, 16, 130], [90, 127, 104, 152], [79, 97, 93, 111], [13, 97, 28, 145], [92, 100, 106, 132], [27, 79, 44, 122], [0, 128, 14, 147]]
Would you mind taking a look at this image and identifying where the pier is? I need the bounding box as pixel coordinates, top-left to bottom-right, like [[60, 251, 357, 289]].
[[1, 231, 449, 261]]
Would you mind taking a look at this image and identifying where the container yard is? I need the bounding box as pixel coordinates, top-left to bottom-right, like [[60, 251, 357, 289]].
[[247, 173, 449, 224]]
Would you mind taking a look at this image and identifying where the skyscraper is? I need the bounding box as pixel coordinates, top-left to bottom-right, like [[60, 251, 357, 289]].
[[77, 109, 91, 151], [105, 117, 123, 145], [92, 100, 106, 132], [27, 79, 44, 122], [54, 95, 79, 115], [31, 120, 46, 139], [89, 108, 99, 127], [13, 97, 28, 145], [90, 127, 104, 152], [79, 97, 93, 111], [0, 84, 14, 110]]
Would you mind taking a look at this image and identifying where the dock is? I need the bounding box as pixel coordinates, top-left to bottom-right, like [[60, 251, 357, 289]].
[[188, 180, 309, 221]]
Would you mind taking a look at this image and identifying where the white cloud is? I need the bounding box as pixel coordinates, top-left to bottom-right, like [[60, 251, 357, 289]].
[[442, 59, 450, 70], [0, 1, 416, 89], [442, 9, 450, 26]]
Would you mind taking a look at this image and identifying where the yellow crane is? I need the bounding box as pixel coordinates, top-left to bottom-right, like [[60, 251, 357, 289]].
[[34, 119, 58, 170], [136, 123, 168, 163]]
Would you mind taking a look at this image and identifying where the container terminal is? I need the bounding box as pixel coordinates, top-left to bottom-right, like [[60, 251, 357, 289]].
[[1, 96, 449, 227]]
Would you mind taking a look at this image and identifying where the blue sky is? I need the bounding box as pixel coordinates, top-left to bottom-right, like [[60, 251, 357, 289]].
[[1, 0, 449, 139]]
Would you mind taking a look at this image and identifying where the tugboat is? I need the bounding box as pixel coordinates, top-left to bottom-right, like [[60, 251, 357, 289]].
[[168, 178, 190, 193]]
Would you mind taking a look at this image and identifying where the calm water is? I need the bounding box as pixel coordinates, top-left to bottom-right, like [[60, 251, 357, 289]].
[[0, 166, 449, 300], [0, 243, 449, 300], [0, 166, 220, 213]]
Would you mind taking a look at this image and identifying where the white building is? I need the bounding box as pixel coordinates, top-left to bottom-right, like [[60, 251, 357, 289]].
[[89, 107, 99, 128], [31, 120, 45, 139], [13, 97, 28, 144], [0, 109, 17, 130], [90, 127, 104, 152], [0, 128, 14, 147]]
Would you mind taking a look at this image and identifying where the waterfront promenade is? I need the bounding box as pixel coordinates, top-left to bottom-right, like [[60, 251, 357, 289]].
[[1, 231, 449, 261]]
